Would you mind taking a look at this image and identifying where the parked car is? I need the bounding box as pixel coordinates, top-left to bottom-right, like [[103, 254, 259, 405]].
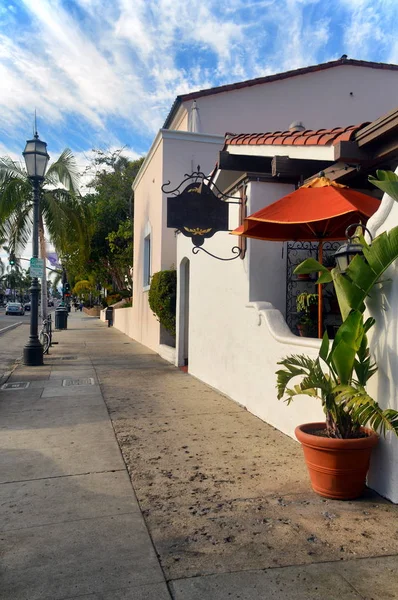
[[24, 302, 31, 311], [6, 302, 25, 316]]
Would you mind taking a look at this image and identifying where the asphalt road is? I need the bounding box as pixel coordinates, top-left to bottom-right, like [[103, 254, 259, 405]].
[[0, 308, 31, 330], [0, 323, 30, 379], [0, 307, 56, 329]]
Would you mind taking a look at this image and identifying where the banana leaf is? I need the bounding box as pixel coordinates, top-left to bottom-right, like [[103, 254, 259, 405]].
[[331, 226, 398, 319], [328, 310, 364, 385], [294, 258, 333, 282], [368, 170, 398, 202]]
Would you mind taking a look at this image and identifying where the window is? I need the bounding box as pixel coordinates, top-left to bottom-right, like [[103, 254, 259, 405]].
[[143, 232, 151, 290]]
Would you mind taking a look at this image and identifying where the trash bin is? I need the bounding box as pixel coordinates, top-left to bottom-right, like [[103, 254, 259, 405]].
[[55, 307, 68, 330], [105, 306, 114, 327]]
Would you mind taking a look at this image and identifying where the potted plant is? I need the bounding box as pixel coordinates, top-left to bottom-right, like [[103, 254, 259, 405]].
[[296, 314, 314, 337], [296, 292, 318, 315], [276, 310, 398, 499], [277, 170, 398, 499], [296, 317, 316, 338], [296, 293, 318, 337]]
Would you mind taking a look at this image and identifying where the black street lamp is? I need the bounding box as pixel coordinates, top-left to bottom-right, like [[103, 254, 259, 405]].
[[22, 132, 49, 366], [334, 223, 373, 273]]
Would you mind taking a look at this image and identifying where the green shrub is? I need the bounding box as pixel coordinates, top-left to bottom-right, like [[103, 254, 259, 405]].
[[107, 294, 122, 305], [148, 269, 177, 336]]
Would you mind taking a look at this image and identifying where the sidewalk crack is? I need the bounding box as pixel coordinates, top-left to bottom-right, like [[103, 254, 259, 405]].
[[0, 469, 125, 485]]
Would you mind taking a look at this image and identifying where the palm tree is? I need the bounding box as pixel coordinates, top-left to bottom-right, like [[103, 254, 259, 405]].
[[0, 149, 85, 318]]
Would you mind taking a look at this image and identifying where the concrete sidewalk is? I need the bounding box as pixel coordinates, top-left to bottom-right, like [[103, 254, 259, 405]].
[[0, 313, 171, 600], [1, 312, 398, 600]]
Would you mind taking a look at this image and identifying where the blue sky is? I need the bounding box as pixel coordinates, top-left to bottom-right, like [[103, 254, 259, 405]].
[[0, 0, 397, 173]]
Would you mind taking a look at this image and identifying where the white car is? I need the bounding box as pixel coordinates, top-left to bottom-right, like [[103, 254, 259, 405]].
[[5, 302, 25, 316]]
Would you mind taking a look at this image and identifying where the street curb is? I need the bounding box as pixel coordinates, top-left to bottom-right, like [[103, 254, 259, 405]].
[[0, 360, 19, 387], [0, 323, 24, 386], [0, 321, 23, 336], [0, 369, 13, 387]]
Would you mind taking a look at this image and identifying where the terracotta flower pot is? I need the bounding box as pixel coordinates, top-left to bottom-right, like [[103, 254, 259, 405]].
[[295, 423, 379, 500]]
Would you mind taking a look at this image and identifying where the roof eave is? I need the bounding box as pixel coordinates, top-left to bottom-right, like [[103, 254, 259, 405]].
[[163, 97, 182, 129], [162, 58, 398, 130]]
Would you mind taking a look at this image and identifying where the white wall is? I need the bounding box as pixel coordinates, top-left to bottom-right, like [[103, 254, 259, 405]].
[[176, 175, 398, 503], [132, 130, 224, 351], [180, 66, 398, 135], [112, 307, 135, 338], [176, 180, 325, 439], [365, 175, 398, 503], [248, 182, 294, 314], [132, 136, 164, 351]]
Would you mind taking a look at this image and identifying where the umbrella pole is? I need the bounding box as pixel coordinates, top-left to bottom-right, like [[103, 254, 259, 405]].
[[318, 243, 323, 339]]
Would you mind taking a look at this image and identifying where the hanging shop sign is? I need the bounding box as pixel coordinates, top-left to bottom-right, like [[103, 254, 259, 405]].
[[167, 181, 229, 246], [163, 167, 242, 261]]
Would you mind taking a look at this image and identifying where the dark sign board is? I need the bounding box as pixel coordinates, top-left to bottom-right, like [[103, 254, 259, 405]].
[[167, 182, 229, 247]]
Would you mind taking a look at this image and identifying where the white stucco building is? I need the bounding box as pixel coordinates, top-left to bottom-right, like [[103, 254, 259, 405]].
[[174, 112, 398, 502], [123, 58, 398, 501], [131, 57, 398, 353]]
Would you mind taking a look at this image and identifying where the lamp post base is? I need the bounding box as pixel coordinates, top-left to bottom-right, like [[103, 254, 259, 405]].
[[23, 341, 43, 366]]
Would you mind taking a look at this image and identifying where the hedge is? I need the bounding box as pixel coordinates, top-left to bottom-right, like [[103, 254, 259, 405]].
[[148, 269, 177, 336]]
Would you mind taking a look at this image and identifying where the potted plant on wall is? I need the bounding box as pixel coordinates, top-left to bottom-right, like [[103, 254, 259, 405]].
[[277, 171, 398, 500], [296, 292, 317, 337]]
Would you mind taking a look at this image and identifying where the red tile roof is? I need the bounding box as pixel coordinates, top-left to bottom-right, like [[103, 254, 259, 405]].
[[163, 57, 398, 129], [224, 123, 369, 147]]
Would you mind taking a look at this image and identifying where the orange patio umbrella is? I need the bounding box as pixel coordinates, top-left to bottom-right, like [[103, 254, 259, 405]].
[[232, 177, 380, 337]]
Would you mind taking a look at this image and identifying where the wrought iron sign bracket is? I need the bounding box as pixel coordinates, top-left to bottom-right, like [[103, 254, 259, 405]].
[[192, 245, 242, 261], [163, 166, 242, 260], [162, 166, 242, 204]]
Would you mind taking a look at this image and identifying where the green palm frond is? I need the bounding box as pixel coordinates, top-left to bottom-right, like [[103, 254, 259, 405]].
[[335, 384, 398, 436], [46, 149, 80, 193], [278, 354, 316, 372], [0, 177, 32, 222], [6, 206, 33, 256], [277, 308, 398, 438], [0, 148, 81, 261], [0, 156, 27, 181], [41, 190, 71, 251], [276, 355, 331, 402]]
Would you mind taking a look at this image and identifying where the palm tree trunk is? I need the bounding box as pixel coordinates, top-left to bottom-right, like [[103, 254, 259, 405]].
[[38, 213, 47, 321]]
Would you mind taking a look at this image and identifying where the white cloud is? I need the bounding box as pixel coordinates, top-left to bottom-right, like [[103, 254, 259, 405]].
[[339, 0, 398, 60], [0, 0, 396, 163], [0, 0, 260, 143]]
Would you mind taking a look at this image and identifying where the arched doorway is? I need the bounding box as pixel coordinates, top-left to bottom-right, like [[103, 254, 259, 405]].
[[178, 258, 190, 368]]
